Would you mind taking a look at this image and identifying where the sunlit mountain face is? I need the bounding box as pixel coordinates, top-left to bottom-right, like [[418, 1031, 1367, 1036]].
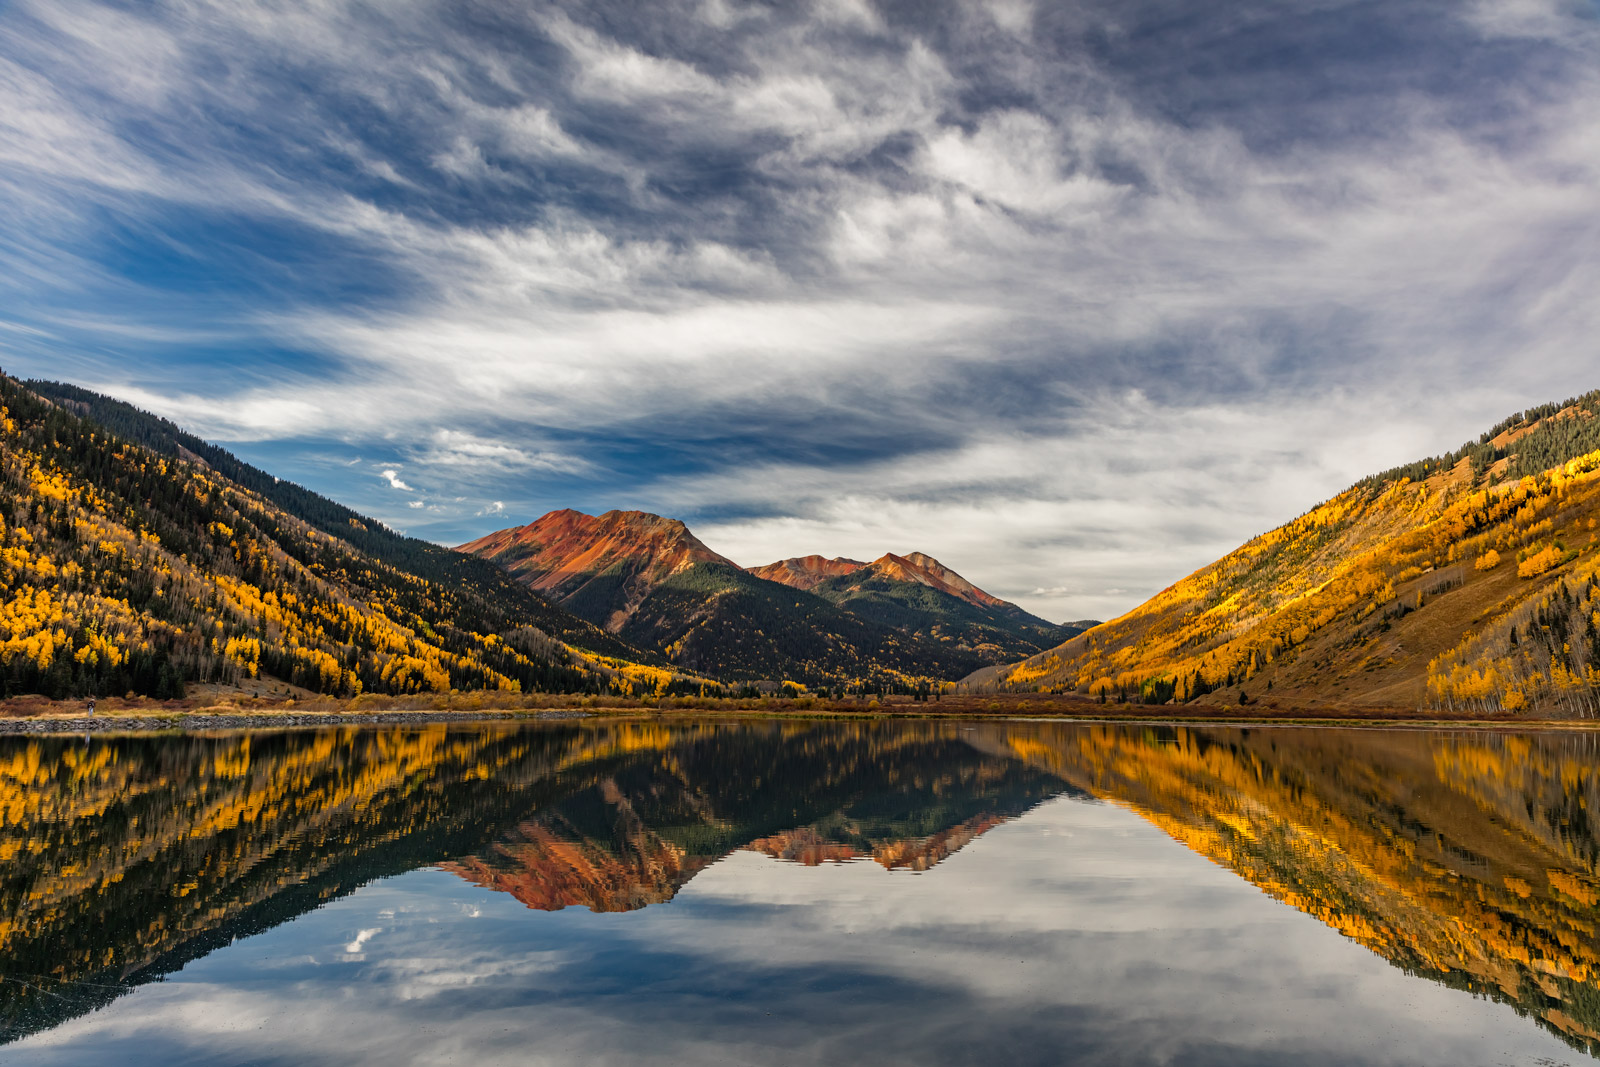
[[2, 720, 1598, 1060]]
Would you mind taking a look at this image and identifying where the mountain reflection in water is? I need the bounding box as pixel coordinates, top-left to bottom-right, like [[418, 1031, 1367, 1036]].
[[1, 720, 1597, 1061]]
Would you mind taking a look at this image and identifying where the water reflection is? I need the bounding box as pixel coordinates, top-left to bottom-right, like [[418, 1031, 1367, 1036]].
[[1, 721, 1597, 1061]]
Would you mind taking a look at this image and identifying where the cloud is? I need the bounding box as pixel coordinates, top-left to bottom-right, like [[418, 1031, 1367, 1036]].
[[1, 0, 1597, 619], [380, 469, 413, 492], [344, 927, 381, 955]]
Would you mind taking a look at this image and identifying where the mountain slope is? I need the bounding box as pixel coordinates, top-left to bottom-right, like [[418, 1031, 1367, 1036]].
[[26, 379, 648, 664], [0, 373, 665, 699], [796, 552, 1081, 662], [972, 389, 1600, 716], [613, 560, 967, 683]]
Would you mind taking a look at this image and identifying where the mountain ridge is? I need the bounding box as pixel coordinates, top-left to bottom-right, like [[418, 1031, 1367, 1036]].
[[459, 508, 1085, 682]]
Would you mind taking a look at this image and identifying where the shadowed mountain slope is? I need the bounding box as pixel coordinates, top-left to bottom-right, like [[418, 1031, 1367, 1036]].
[[971, 390, 1600, 716], [801, 552, 1082, 663]]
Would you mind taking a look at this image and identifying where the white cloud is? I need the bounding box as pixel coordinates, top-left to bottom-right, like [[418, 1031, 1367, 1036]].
[[344, 927, 381, 954], [380, 468, 412, 492]]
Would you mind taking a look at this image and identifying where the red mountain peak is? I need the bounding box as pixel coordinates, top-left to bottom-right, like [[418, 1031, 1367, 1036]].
[[455, 509, 735, 630], [866, 552, 1007, 609]]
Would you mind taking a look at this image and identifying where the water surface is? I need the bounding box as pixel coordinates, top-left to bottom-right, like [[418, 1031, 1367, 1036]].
[[2, 720, 1597, 1064]]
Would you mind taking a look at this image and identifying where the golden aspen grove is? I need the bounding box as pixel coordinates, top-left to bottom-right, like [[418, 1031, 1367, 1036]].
[[973, 392, 1600, 716]]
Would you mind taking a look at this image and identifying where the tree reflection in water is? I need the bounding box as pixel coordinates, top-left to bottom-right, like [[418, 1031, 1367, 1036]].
[[1, 721, 1596, 1056]]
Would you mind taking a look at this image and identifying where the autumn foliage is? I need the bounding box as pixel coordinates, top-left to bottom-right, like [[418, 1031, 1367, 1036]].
[[986, 394, 1600, 717], [0, 374, 680, 700]]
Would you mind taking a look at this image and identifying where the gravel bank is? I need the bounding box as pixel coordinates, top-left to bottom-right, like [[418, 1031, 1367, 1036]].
[[0, 709, 591, 734]]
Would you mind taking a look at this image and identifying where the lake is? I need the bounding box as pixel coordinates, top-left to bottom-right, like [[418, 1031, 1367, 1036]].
[[1, 719, 1596, 1065]]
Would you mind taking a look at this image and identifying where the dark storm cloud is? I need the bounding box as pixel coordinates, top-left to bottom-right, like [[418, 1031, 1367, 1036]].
[[0, 0, 1596, 618]]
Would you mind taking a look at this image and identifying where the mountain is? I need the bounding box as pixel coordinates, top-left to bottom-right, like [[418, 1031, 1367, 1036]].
[[796, 551, 1082, 662], [457, 509, 736, 631], [971, 389, 1600, 716], [461, 511, 1080, 684], [461, 513, 962, 684], [0, 373, 667, 700]]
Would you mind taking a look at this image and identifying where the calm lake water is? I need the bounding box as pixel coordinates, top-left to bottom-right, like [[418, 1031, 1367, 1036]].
[[1, 719, 1597, 1065]]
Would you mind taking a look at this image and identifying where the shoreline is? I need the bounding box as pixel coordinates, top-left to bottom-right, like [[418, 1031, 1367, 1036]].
[[1, 705, 1595, 735], [0, 708, 591, 734]]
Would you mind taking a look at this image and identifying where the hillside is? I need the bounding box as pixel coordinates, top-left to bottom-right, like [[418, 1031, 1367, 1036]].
[[610, 560, 965, 684], [0, 374, 671, 700], [27, 380, 647, 664], [462, 511, 1077, 685], [971, 390, 1600, 716]]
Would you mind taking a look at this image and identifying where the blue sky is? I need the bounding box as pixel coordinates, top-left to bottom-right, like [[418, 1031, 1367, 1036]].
[[2, 0, 1597, 621]]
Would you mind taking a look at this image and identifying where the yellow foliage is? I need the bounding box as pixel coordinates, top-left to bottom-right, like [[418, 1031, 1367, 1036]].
[[1518, 544, 1563, 579]]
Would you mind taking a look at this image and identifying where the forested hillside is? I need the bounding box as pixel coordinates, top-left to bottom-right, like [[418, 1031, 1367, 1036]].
[[801, 553, 1081, 663], [973, 391, 1600, 716], [0, 374, 666, 700]]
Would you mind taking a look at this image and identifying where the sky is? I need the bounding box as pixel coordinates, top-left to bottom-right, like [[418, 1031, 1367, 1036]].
[[1, 0, 1598, 623]]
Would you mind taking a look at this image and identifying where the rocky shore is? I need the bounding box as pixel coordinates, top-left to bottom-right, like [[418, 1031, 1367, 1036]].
[[0, 709, 591, 734]]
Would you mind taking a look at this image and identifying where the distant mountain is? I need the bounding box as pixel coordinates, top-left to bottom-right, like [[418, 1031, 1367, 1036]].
[[1, 374, 666, 700], [770, 551, 1083, 663], [462, 510, 1082, 683], [970, 389, 1600, 716]]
